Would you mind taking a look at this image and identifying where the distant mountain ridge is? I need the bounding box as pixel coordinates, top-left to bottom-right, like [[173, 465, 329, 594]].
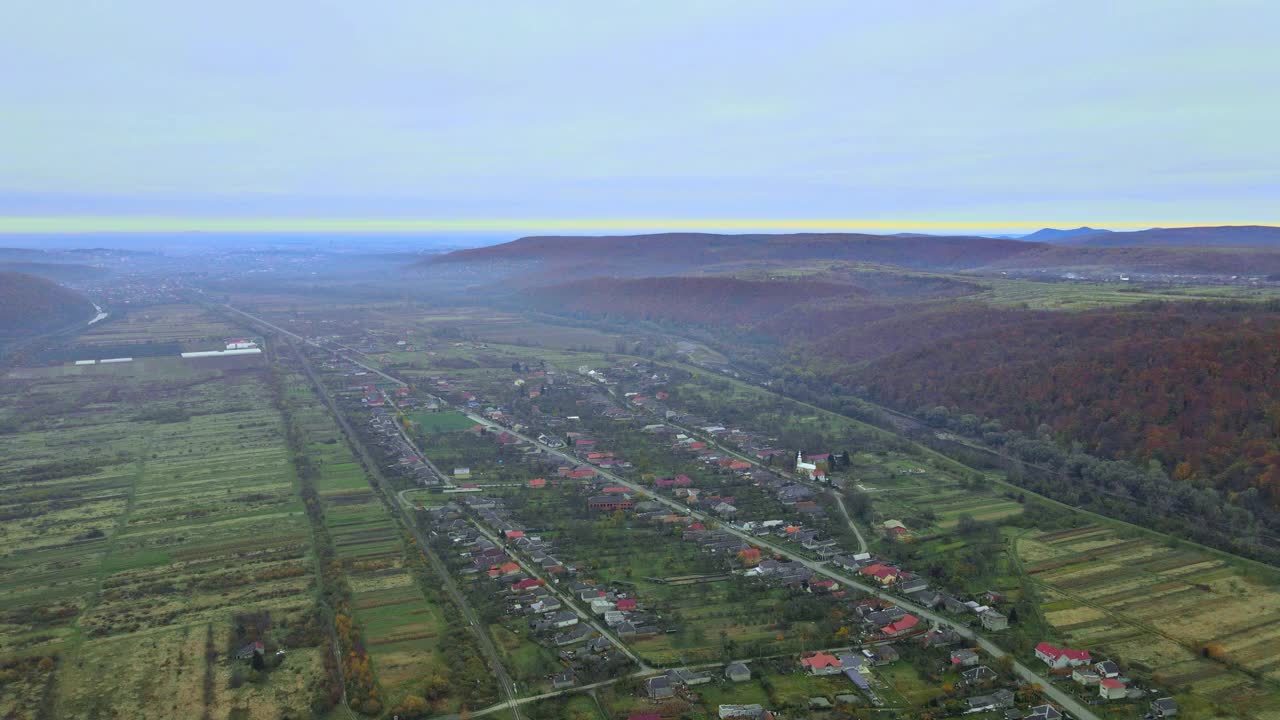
[[422, 227, 1280, 284], [1060, 225, 1280, 248], [1020, 226, 1113, 242], [0, 272, 95, 337]]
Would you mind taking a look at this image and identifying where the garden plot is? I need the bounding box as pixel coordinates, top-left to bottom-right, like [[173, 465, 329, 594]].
[[1018, 525, 1280, 718]]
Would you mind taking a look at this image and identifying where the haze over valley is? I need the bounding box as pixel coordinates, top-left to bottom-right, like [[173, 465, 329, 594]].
[[3, 2, 1279, 720]]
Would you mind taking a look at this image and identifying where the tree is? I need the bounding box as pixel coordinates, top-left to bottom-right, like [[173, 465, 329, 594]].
[[391, 695, 431, 719]]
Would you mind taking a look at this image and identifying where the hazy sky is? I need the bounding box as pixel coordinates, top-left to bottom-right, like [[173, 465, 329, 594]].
[[2, 1, 1277, 233]]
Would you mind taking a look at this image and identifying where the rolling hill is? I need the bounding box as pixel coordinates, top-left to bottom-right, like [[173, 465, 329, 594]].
[[426, 232, 1046, 283], [0, 272, 95, 337], [424, 228, 1280, 284], [0, 261, 106, 283]]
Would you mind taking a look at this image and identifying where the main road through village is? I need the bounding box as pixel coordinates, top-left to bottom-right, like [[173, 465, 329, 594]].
[[218, 300, 1102, 720]]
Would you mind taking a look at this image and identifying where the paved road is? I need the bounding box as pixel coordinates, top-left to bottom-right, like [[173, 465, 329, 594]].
[[224, 301, 1098, 720]]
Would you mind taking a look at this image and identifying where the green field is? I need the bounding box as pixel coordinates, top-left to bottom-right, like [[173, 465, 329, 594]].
[[285, 372, 458, 712], [0, 315, 326, 720], [409, 410, 475, 433]]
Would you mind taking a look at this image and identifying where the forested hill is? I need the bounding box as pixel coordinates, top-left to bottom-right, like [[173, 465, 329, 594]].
[[846, 302, 1280, 508], [423, 228, 1280, 284], [427, 232, 1045, 280], [0, 272, 95, 337]]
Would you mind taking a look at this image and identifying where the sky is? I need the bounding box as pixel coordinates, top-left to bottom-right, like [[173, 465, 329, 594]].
[[2, 0, 1278, 235]]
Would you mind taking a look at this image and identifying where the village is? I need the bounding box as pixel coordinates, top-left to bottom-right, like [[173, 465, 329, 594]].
[[286, 324, 1184, 720]]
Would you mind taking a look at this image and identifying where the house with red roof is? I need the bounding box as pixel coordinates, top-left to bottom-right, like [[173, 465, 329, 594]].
[[859, 564, 899, 585], [800, 651, 843, 676], [1035, 642, 1091, 669], [488, 562, 520, 578], [1099, 678, 1127, 700], [510, 577, 542, 592], [882, 614, 920, 636], [528, 478, 547, 488], [616, 598, 637, 611], [810, 578, 838, 593]]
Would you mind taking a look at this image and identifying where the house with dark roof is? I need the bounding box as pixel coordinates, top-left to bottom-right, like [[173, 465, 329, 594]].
[[1026, 704, 1063, 720], [667, 668, 712, 686], [961, 665, 998, 685], [725, 662, 751, 682], [981, 609, 1009, 631], [588, 495, 634, 512], [966, 688, 1015, 710], [1151, 697, 1179, 717], [898, 578, 928, 594], [1072, 667, 1100, 686], [234, 640, 264, 660], [553, 625, 593, 646], [646, 674, 674, 699]]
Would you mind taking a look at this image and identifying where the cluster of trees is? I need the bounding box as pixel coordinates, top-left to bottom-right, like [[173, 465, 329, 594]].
[[855, 303, 1280, 510], [916, 402, 1278, 563], [270, 363, 371, 716]]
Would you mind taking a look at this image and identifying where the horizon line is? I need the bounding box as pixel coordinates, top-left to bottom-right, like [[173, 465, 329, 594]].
[[0, 216, 1274, 235]]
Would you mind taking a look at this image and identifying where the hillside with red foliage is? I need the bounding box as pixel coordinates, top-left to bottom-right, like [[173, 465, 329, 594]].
[[0, 272, 94, 337], [848, 302, 1280, 504]]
